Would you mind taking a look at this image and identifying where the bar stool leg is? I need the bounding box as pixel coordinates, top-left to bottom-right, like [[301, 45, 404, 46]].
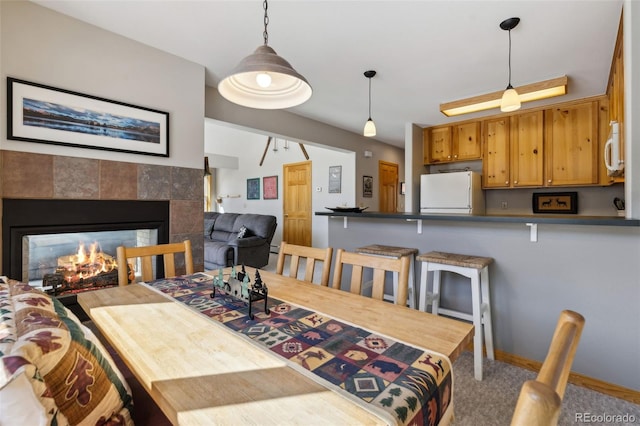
[[407, 255, 416, 309], [431, 266, 442, 315], [419, 262, 429, 312], [470, 270, 484, 380], [480, 266, 495, 360], [391, 271, 399, 304]]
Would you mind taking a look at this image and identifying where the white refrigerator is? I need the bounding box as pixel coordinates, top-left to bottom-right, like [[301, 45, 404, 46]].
[[420, 171, 485, 215]]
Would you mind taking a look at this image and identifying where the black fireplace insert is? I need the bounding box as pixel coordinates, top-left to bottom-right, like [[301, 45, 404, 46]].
[[2, 198, 170, 284]]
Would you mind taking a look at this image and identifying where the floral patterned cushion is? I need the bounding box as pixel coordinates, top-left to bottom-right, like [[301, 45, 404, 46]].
[[0, 278, 133, 425]]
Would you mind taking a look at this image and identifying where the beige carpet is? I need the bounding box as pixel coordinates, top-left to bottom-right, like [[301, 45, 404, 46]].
[[451, 351, 640, 425]]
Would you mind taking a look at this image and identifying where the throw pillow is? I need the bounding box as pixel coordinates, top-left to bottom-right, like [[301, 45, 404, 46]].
[[237, 225, 248, 239]]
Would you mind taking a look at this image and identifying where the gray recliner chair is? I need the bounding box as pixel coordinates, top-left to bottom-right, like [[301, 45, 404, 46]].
[[204, 212, 277, 270]]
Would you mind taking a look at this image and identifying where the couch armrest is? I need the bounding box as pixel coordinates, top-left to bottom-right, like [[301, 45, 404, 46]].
[[228, 236, 266, 248]]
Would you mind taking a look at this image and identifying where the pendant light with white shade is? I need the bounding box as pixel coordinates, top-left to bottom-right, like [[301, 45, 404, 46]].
[[500, 17, 521, 113], [363, 70, 377, 137], [218, 0, 312, 110]]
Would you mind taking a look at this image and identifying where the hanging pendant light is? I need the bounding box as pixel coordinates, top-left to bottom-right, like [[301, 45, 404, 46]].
[[218, 0, 312, 109], [500, 17, 521, 113], [363, 70, 377, 137]]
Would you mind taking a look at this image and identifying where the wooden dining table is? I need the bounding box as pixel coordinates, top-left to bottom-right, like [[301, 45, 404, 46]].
[[78, 268, 474, 425]]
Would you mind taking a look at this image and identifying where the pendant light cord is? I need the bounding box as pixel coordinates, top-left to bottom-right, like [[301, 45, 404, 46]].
[[507, 28, 513, 88], [368, 77, 372, 119], [263, 0, 269, 45]]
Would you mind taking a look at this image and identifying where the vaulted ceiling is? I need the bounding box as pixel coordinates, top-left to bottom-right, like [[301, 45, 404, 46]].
[[33, 0, 623, 148]]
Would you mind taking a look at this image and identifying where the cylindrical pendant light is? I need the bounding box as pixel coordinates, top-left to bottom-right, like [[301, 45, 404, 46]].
[[218, 0, 312, 109], [500, 17, 521, 112], [364, 70, 377, 137]]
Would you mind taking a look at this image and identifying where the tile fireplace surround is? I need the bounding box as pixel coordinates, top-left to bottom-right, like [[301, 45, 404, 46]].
[[0, 150, 204, 276]]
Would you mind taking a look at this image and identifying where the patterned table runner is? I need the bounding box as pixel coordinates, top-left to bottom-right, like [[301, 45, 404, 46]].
[[145, 273, 453, 426]]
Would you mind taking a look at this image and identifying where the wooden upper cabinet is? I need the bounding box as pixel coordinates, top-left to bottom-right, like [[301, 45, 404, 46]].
[[453, 122, 481, 161], [482, 112, 543, 189], [545, 102, 598, 186], [482, 117, 510, 188], [424, 122, 481, 164], [512, 111, 544, 187], [424, 126, 452, 164]]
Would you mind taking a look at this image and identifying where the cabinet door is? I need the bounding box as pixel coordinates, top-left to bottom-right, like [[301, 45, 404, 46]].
[[427, 126, 452, 163], [482, 118, 510, 188], [545, 102, 598, 186], [512, 111, 544, 187], [598, 99, 617, 185], [453, 122, 481, 161]]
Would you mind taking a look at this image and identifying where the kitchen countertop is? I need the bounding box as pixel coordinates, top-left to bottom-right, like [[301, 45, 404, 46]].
[[315, 210, 640, 227]]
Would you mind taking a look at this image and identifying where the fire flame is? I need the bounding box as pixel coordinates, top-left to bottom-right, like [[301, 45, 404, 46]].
[[59, 241, 118, 282]]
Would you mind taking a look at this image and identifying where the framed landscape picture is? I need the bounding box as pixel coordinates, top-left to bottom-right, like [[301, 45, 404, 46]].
[[263, 175, 278, 200], [7, 77, 169, 157], [247, 178, 260, 200]]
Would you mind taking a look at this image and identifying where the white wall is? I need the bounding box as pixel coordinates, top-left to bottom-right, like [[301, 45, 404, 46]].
[[0, 1, 204, 169], [205, 120, 355, 248]]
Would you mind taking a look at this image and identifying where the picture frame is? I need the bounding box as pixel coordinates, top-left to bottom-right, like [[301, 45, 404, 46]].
[[7, 77, 169, 157], [363, 175, 373, 198], [247, 178, 260, 200], [532, 192, 578, 214], [328, 165, 342, 193], [263, 175, 278, 200]]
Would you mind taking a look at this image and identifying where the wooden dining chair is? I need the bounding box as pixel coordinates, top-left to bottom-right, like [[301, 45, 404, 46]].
[[332, 248, 410, 306], [275, 241, 333, 286], [116, 240, 194, 285], [510, 310, 585, 426]]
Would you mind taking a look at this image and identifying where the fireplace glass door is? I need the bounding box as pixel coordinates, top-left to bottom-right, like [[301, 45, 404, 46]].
[[23, 229, 158, 295]]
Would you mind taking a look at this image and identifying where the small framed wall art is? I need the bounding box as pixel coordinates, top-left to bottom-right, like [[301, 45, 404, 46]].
[[363, 175, 373, 198], [328, 165, 342, 193], [247, 178, 260, 200], [532, 192, 578, 214], [263, 175, 278, 200]]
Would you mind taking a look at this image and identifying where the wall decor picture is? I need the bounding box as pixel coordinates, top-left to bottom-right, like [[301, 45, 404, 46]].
[[263, 175, 278, 200], [363, 175, 373, 198], [247, 178, 260, 200], [328, 165, 342, 193], [532, 192, 578, 214], [7, 77, 169, 157]]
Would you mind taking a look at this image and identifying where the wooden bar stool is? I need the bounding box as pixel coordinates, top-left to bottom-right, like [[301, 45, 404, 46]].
[[417, 251, 495, 380], [355, 244, 418, 309]]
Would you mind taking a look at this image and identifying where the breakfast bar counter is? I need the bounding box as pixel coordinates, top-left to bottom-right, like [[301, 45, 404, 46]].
[[315, 210, 640, 227]]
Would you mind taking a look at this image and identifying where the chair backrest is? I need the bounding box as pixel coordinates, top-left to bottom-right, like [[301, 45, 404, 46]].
[[116, 240, 194, 285], [275, 242, 333, 286], [331, 248, 409, 305], [511, 310, 585, 426]]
